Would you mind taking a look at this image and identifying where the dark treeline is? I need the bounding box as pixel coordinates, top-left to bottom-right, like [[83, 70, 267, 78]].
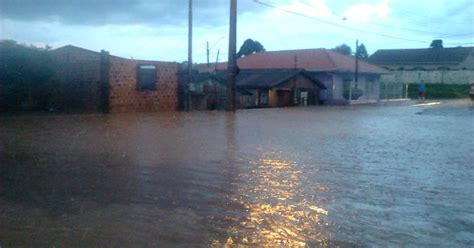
[[0, 40, 60, 112]]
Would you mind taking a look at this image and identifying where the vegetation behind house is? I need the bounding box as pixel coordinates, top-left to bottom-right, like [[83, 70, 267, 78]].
[[407, 83, 470, 99], [0, 40, 60, 112]]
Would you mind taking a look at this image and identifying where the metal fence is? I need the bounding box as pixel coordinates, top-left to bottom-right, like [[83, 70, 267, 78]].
[[380, 82, 408, 100]]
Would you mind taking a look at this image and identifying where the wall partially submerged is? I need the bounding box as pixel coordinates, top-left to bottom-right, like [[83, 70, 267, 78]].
[[380, 69, 474, 85], [108, 56, 179, 113], [50, 46, 102, 111], [49, 46, 180, 113]]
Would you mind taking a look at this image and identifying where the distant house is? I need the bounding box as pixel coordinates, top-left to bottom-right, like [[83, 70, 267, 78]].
[[210, 49, 388, 104], [234, 69, 325, 108], [188, 69, 325, 110], [188, 73, 253, 110], [50, 45, 180, 113], [369, 47, 474, 85]]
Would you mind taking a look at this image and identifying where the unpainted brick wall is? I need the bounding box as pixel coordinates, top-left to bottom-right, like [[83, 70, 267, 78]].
[[49, 46, 101, 111], [108, 56, 179, 113]]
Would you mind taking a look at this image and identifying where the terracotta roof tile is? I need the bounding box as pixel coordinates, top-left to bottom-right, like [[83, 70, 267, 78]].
[[216, 48, 388, 74]]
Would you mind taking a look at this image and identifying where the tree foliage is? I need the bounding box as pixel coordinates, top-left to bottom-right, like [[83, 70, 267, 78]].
[[430, 39, 443, 48], [332, 43, 352, 56], [357, 43, 369, 59], [237, 39, 266, 58], [0, 40, 58, 111]]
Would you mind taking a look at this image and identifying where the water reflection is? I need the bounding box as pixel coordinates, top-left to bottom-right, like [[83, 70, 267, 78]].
[[218, 151, 329, 247]]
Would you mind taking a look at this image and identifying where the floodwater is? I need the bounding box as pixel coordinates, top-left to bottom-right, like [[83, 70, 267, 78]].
[[0, 100, 473, 247]]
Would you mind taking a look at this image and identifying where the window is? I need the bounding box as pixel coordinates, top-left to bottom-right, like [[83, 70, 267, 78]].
[[137, 65, 157, 91]]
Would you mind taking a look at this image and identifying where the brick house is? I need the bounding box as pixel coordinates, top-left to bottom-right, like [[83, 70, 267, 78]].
[[369, 47, 474, 85], [49, 45, 102, 111], [49, 45, 179, 113], [212, 49, 388, 104]]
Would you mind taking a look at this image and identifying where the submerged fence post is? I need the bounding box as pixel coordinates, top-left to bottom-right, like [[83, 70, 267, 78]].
[[100, 50, 110, 113], [405, 83, 409, 99]]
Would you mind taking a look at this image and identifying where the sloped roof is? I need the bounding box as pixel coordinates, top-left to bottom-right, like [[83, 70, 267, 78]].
[[191, 72, 252, 95], [50, 45, 178, 63], [369, 47, 474, 65], [50, 45, 101, 55], [215, 48, 388, 74], [210, 69, 326, 89]]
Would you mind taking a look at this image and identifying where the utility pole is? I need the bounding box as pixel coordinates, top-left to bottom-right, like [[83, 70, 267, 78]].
[[206, 41, 210, 67], [186, 0, 193, 111], [226, 0, 237, 111], [355, 39, 359, 88], [293, 55, 297, 105], [215, 49, 220, 72]]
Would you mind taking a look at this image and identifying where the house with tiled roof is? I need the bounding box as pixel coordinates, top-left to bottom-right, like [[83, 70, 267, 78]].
[[209, 48, 389, 104], [188, 69, 326, 110], [369, 47, 474, 85]]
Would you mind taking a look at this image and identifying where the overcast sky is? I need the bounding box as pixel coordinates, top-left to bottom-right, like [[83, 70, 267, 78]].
[[1, 0, 473, 62]]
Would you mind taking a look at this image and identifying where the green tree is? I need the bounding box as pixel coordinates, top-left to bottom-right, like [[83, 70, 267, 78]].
[[430, 39, 443, 48], [357, 43, 369, 59], [0, 40, 57, 111], [332, 43, 352, 56], [237, 39, 266, 58]]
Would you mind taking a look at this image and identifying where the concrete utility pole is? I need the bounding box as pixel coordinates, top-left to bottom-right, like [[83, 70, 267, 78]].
[[226, 0, 237, 111], [215, 49, 220, 72], [355, 39, 359, 88], [206, 41, 210, 67], [187, 0, 193, 111]]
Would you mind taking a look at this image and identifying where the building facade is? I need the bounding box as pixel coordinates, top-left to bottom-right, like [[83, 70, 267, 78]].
[[50, 45, 180, 113], [213, 49, 388, 104], [370, 47, 474, 85]]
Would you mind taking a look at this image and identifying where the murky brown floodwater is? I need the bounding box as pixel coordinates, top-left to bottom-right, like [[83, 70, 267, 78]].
[[1, 100, 473, 247]]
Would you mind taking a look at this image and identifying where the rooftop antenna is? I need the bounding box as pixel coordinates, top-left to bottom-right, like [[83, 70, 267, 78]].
[[214, 49, 220, 72], [206, 41, 210, 67]]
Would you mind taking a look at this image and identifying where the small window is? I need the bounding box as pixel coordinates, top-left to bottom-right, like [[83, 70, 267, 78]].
[[137, 65, 157, 91]]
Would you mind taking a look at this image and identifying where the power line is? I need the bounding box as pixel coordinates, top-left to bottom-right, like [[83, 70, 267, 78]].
[[441, 33, 474, 38], [297, 1, 469, 37], [253, 0, 430, 44]]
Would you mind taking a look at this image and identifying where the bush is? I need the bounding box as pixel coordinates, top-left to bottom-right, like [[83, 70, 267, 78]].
[[0, 40, 57, 111], [407, 83, 470, 99]]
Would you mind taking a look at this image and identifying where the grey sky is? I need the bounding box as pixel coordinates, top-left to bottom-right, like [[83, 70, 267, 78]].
[[1, 0, 259, 25], [1, 0, 473, 62]]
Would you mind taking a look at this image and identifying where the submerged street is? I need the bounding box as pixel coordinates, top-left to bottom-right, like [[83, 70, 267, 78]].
[[1, 100, 473, 247]]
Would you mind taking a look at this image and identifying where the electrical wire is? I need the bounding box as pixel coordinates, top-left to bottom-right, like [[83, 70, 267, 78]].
[[296, 1, 469, 37], [253, 0, 430, 44]]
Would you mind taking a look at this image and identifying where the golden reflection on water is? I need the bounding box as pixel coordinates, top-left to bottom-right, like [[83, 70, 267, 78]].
[[215, 152, 329, 247]]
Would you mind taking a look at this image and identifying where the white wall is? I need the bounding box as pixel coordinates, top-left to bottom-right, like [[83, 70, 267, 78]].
[[381, 69, 474, 85]]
